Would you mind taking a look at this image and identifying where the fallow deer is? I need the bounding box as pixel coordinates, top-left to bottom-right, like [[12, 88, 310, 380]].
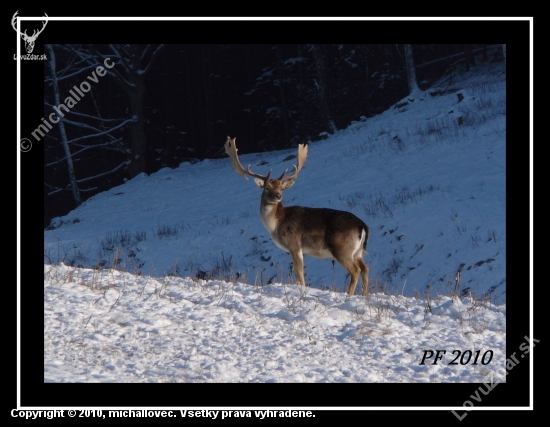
[[224, 136, 370, 295]]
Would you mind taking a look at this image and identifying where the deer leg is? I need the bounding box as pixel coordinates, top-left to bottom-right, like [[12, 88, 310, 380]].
[[330, 242, 361, 295], [290, 250, 305, 286], [336, 258, 360, 295], [347, 265, 360, 295], [357, 258, 369, 296]]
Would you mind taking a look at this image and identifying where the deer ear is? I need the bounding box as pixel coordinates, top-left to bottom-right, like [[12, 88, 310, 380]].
[[254, 178, 265, 189], [281, 180, 295, 190]]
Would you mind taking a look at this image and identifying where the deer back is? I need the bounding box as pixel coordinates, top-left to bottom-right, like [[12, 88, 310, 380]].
[[272, 206, 369, 258]]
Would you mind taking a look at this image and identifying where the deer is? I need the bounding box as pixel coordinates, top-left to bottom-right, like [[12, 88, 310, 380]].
[[12, 11, 48, 54], [224, 136, 370, 296]]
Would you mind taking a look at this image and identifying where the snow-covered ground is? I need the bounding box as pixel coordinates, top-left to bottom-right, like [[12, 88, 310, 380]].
[[43, 60, 508, 384], [44, 262, 506, 383]]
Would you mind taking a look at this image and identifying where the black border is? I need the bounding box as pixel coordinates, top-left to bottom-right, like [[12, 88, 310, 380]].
[[17, 17, 532, 413]]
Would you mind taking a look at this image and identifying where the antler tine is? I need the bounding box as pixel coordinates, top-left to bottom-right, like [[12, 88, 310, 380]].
[[28, 13, 48, 38], [224, 137, 269, 181], [247, 164, 272, 181], [12, 11, 19, 32], [280, 144, 308, 181], [277, 168, 288, 180], [37, 13, 48, 35]]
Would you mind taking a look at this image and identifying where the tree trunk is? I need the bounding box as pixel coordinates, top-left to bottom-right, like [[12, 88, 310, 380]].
[[201, 45, 215, 149], [364, 48, 371, 114], [125, 75, 147, 177], [274, 45, 291, 145], [312, 44, 337, 134], [45, 44, 81, 206], [462, 44, 476, 71], [403, 44, 420, 96], [296, 44, 307, 141]]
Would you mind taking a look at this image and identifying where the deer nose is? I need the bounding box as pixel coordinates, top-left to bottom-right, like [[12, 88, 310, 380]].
[[274, 192, 282, 200]]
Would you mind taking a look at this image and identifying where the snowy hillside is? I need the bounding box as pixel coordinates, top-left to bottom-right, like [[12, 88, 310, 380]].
[[42, 59, 509, 386], [44, 60, 506, 304]]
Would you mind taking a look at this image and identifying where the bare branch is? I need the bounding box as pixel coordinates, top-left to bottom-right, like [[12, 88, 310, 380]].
[[60, 116, 136, 144], [69, 45, 135, 90], [44, 103, 127, 123], [75, 160, 130, 183], [45, 139, 126, 167], [44, 182, 63, 196], [141, 44, 164, 75], [45, 62, 98, 82], [108, 44, 131, 73]]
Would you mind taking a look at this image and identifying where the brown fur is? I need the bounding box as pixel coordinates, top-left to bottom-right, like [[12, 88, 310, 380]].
[[256, 179, 370, 296], [225, 137, 370, 295]]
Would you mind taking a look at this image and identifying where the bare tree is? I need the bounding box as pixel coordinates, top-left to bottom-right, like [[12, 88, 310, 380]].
[[311, 44, 338, 134], [44, 44, 135, 208], [45, 44, 80, 205], [69, 44, 164, 177], [403, 44, 421, 96], [462, 44, 476, 71], [274, 45, 292, 145], [200, 45, 215, 149]]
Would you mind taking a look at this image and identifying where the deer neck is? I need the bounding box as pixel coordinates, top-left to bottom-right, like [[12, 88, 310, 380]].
[[259, 196, 284, 234]]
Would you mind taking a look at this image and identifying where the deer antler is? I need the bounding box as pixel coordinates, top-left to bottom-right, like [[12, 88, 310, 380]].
[[11, 11, 48, 38], [279, 144, 308, 181], [225, 137, 307, 182], [225, 137, 270, 181], [27, 13, 48, 40], [11, 11, 20, 33]]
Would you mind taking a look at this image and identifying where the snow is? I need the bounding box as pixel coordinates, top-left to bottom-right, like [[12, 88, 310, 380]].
[[43, 61, 510, 390], [44, 262, 506, 384]]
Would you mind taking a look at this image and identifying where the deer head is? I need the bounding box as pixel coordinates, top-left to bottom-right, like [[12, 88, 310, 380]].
[[12, 11, 48, 54]]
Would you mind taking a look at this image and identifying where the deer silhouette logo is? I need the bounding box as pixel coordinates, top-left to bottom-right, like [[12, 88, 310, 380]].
[[12, 11, 48, 54]]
